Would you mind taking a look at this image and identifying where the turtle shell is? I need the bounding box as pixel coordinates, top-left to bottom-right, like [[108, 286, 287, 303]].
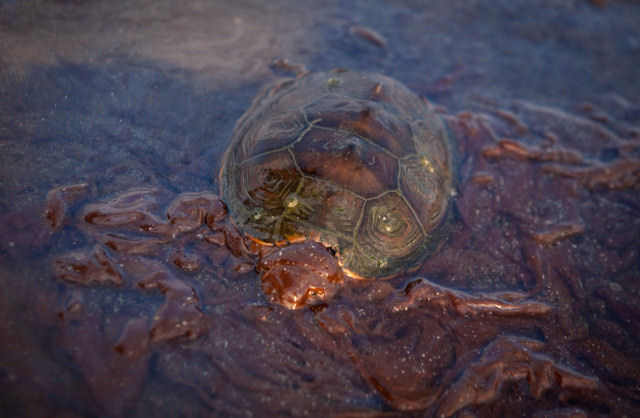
[[220, 69, 454, 278]]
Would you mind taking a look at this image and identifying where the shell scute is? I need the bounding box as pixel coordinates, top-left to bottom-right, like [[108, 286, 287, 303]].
[[399, 156, 451, 233], [283, 177, 365, 249], [303, 94, 414, 157], [353, 192, 426, 277], [229, 150, 301, 239], [238, 110, 307, 160], [292, 128, 398, 198]]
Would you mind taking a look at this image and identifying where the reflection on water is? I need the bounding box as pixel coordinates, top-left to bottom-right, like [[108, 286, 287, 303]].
[[1, 0, 639, 416]]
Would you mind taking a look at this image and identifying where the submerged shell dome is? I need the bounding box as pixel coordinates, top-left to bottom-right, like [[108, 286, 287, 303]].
[[220, 69, 454, 278]]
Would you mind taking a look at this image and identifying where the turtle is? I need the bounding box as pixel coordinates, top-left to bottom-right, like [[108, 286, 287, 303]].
[[220, 69, 455, 278]]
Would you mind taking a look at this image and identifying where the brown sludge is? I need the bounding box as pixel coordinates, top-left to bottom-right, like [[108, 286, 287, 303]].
[[44, 182, 90, 229], [47, 98, 639, 415], [257, 241, 345, 310]]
